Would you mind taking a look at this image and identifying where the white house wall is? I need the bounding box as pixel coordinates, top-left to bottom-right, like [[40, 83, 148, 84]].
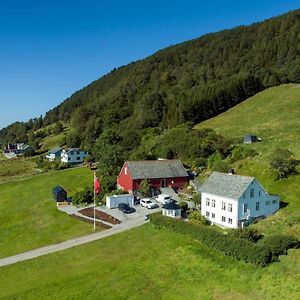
[[201, 192, 238, 228], [201, 179, 280, 229], [61, 150, 88, 163]]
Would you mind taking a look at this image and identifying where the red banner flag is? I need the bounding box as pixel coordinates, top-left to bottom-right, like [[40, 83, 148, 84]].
[[94, 176, 101, 194]]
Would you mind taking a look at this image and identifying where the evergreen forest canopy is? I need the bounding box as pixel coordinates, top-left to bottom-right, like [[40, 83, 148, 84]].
[[1, 9, 300, 170]]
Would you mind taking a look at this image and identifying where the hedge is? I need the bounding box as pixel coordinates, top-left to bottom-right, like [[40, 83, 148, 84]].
[[149, 213, 299, 267]]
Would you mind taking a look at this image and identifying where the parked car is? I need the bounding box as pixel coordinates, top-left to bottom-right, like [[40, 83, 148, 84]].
[[155, 194, 172, 205], [140, 198, 157, 209], [118, 203, 132, 214]]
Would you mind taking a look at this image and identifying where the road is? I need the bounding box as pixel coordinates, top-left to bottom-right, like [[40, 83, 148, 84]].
[[0, 217, 147, 268]]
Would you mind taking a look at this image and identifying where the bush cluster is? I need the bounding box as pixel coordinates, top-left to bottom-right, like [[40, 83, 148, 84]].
[[258, 234, 299, 262], [228, 228, 261, 243], [35, 157, 69, 171], [149, 213, 299, 266]]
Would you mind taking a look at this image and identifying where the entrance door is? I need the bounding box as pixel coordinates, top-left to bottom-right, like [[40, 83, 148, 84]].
[[161, 178, 167, 188]]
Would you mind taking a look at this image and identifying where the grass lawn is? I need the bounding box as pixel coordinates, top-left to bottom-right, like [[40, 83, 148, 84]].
[[196, 84, 300, 240], [0, 157, 37, 183], [0, 224, 299, 299], [0, 167, 98, 258], [0, 153, 6, 161]]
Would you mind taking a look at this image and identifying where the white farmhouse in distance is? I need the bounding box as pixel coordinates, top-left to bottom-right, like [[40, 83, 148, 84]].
[[200, 172, 280, 229], [61, 148, 88, 164], [46, 147, 62, 162]]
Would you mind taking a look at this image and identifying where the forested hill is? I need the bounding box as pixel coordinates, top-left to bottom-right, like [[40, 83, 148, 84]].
[[1, 9, 300, 149]]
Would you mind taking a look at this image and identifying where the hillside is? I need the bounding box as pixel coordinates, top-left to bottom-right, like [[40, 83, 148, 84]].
[[1, 9, 300, 152], [0, 87, 299, 299], [197, 84, 300, 156], [197, 84, 300, 238]]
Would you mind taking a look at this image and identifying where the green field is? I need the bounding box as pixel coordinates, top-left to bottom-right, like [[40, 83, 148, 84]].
[[0, 224, 299, 300], [0, 157, 38, 183], [0, 167, 96, 258]]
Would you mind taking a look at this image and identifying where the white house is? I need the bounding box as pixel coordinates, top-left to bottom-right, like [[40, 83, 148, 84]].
[[162, 201, 181, 219], [200, 172, 280, 229], [61, 148, 88, 164], [46, 147, 62, 162]]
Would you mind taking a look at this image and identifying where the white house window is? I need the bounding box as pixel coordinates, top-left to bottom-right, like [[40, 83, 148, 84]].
[[243, 203, 248, 213], [228, 218, 232, 224], [228, 203, 232, 212], [212, 213, 215, 219], [206, 198, 210, 206], [259, 190, 261, 197], [206, 211, 210, 217], [77, 156, 80, 160], [222, 216, 226, 222], [212, 199, 216, 207], [272, 200, 277, 204], [222, 202, 226, 210], [250, 188, 254, 198], [243, 193, 245, 199], [256, 202, 260, 211], [266, 201, 270, 205], [124, 167, 127, 175]]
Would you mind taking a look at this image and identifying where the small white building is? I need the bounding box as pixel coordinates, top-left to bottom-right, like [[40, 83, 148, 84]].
[[106, 194, 134, 209], [61, 148, 88, 164], [200, 172, 280, 229], [46, 147, 62, 161], [162, 201, 181, 219]]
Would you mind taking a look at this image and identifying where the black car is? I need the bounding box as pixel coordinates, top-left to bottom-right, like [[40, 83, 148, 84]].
[[118, 203, 132, 214]]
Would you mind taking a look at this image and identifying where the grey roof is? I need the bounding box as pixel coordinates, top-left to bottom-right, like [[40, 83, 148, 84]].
[[200, 172, 254, 199], [126, 160, 188, 180], [162, 201, 181, 210], [66, 148, 81, 153], [49, 147, 62, 154]]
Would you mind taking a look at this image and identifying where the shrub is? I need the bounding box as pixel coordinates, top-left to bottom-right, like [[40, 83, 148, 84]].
[[191, 193, 201, 206], [149, 214, 298, 266], [270, 148, 300, 179], [228, 228, 262, 243], [258, 234, 299, 262], [230, 145, 258, 163], [178, 201, 188, 212], [72, 186, 94, 205], [188, 210, 210, 225]]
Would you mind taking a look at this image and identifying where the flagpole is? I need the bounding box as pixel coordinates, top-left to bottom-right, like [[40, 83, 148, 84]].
[[94, 171, 96, 231]]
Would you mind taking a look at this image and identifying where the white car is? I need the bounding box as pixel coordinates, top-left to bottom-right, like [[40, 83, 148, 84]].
[[140, 198, 157, 209], [155, 194, 172, 205]]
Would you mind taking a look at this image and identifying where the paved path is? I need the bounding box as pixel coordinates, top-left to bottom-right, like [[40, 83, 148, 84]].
[[0, 217, 147, 268]]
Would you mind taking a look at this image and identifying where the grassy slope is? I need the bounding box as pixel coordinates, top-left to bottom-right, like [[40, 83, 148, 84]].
[[0, 157, 37, 183], [0, 167, 96, 258], [197, 84, 300, 239], [0, 224, 299, 300], [39, 123, 70, 152]]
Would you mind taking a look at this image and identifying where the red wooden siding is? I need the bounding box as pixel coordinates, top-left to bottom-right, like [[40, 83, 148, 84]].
[[117, 162, 133, 191], [117, 162, 188, 192]]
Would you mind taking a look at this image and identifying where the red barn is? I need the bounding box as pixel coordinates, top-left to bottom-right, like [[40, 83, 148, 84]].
[[117, 160, 189, 193]]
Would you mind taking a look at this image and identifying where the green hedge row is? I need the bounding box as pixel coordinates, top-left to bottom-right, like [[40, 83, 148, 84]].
[[149, 213, 299, 267]]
